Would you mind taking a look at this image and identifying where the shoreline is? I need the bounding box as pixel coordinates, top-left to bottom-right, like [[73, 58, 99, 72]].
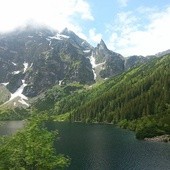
[[144, 135, 170, 143]]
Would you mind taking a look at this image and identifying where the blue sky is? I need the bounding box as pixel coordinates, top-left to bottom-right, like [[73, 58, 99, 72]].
[[0, 0, 170, 56]]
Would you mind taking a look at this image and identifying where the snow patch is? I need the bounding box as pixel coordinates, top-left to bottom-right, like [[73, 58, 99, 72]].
[[12, 71, 20, 74], [46, 38, 52, 46], [49, 35, 61, 40], [1, 82, 9, 86], [18, 98, 29, 107], [12, 62, 17, 66], [92, 69, 97, 80], [28, 36, 33, 38], [30, 63, 33, 68], [83, 50, 90, 53], [49, 33, 70, 41], [9, 80, 28, 101], [23, 62, 28, 73], [2, 79, 29, 107], [89, 54, 106, 68], [59, 80, 63, 86], [88, 53, 106, 80], [58, 34, 69, 39]]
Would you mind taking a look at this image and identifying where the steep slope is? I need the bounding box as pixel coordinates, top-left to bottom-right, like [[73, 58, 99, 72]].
[[33, 55, 170, 138], [0, 25, 161, 108], [72, 55, 170, 122], [0, 26, 94, 107], [92, 39, 150, 80], [92, 39, 125, 79]]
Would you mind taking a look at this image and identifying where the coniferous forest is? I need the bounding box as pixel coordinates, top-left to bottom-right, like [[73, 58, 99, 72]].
[[33, 55, 170, 139], [0, 54, 170, 170]]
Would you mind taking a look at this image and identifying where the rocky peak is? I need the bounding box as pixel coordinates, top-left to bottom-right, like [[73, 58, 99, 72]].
[[155, 49, 170, 57], [98, 39, 108, 50], [0, 26, 94, 103], [60, 27, 70, 35], [60, 28, 92, 50]]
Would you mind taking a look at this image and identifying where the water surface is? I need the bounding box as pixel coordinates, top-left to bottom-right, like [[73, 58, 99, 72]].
[[47, 122, 170, 170], [0, 121, 170, 170]]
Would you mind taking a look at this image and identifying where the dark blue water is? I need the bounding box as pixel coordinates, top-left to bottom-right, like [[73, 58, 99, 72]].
[[47, 122, 170, 170], [1, 121, 170, 170]]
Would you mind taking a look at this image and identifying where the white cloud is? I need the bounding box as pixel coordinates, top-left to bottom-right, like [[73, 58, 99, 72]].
[[0, 0, 93, 32], [118, 0, 130, 7], [88, 28, 102, 44], [75, 0, 94, 20], [107, 7, 170, 56]]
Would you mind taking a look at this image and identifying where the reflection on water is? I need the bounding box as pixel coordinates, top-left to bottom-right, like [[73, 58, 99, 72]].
[[0, 121, 170, 170], [47, 122, 170, 170]]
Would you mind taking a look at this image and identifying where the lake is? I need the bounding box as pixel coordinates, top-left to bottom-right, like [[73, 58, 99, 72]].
[[1, 121, 170, 170], [48, 122, 170, 170]]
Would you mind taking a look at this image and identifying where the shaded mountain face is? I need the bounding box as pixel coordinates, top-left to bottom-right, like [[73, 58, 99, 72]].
[[0, 25, 156, 107], [92, 40, 149, 79], [94, 39, 124, 78], [124, 55, 148, 70], [0, 26, 94, 98]]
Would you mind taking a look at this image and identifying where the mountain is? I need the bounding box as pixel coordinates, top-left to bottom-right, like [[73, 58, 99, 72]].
[[33, 54, 170, 139], [94, 39, 153, 79], [0, 26, 95, 107], [124, 55, 148, 70], [155, 49, 170, 57], [92, 39, 125, 79], [0, 25, 169, 139], [0, 25, 162, 108]]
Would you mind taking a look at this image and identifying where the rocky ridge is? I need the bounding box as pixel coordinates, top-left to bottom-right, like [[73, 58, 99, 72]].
[[0, 25, 166, 107]]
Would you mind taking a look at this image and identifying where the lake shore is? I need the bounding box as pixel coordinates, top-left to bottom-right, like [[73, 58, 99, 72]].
[[144, 134, 170, 143]]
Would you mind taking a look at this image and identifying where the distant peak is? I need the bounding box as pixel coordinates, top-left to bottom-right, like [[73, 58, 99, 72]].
[[60, 27, 70, 35], [98, 39, 107, 49], [100, 39, 105, 44]]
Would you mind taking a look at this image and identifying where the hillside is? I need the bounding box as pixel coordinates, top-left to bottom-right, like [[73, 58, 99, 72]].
[[33, 54, 170, 139], [0, 25, 153, 108]]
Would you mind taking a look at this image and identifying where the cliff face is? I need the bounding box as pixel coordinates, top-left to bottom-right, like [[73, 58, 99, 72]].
[[92, 40, 149, 79], [0, 25, 157, 107], [0, 26, 94, 98]]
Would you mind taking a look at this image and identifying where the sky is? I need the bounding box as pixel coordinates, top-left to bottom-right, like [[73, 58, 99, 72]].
[[0, 0, 170, 57]]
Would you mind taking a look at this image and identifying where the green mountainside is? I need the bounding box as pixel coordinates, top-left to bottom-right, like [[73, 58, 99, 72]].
[[33, 54, 170, 139]]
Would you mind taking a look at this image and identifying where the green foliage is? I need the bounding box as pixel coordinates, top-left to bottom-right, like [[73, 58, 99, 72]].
[[0, 107, 30, 120], [71, 55, 170, 124], [52, 112, 70, 122], [33, 83, 84, 113], [33, 55, 170, 139], [0, 114, 70, 170], [0, 85, 11, 104]]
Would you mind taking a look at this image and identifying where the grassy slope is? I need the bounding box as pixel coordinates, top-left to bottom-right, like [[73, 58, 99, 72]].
[[33, 55, 170, 139], [0, 85, 10, 105]]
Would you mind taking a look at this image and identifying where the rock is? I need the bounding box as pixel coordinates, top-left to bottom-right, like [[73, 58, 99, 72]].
[[144, 135, 170, 143]]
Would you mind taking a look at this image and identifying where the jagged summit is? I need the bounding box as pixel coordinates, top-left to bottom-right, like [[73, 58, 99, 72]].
[[99, 39, 108, 49], [60, 27, 70, 35], [0, 25, 166, 108]]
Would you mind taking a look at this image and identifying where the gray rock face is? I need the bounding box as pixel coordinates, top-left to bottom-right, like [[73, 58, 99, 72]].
[[0, 26, 94, 97], [0, 25, 160, 102], [124, 55, 148, 70], [93, 40, 148, 78]]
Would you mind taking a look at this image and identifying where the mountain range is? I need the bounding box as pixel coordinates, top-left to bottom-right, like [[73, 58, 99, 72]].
[[0, 25, 170, 108]]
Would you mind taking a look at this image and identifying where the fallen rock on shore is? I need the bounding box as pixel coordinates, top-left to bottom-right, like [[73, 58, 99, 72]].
[[144, 135, 170, 143]]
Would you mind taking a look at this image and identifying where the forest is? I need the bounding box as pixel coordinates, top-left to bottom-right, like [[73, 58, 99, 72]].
[[33, 55, 170, 139], [0, 55, 170, 140]]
